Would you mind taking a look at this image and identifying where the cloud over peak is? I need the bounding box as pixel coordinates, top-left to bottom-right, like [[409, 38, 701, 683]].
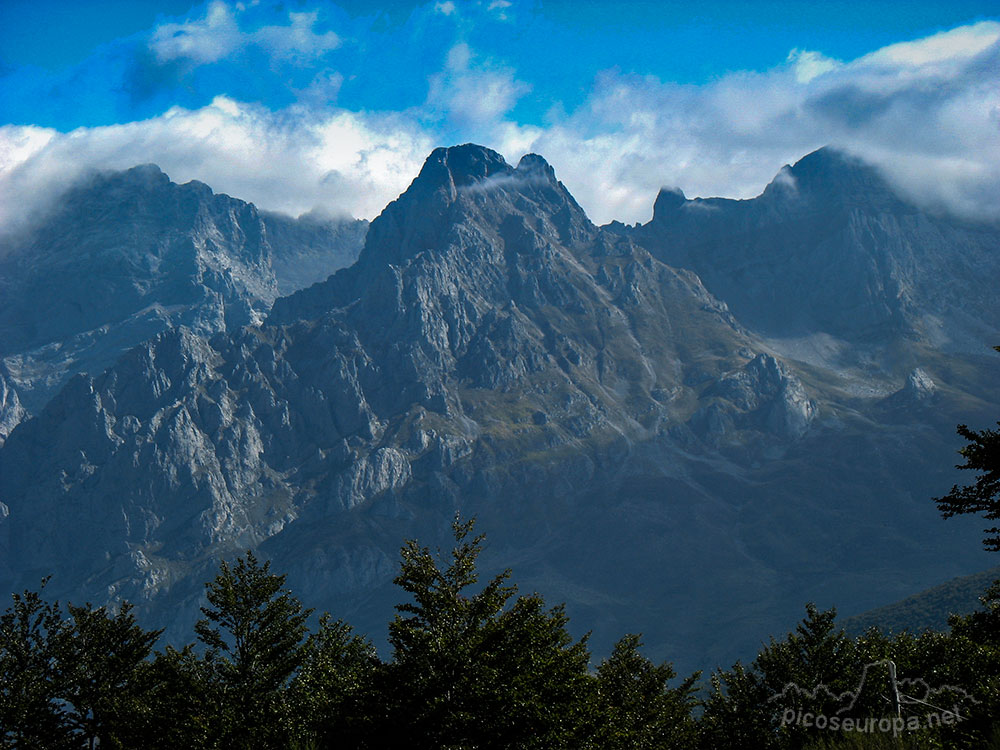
[[1, 7, 998, 227]]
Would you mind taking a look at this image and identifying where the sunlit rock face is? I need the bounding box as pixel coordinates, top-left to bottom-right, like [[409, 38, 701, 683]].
[[1, 144, 997, 673], [0, 371, 25, 446], [0, 164, 364, 416]]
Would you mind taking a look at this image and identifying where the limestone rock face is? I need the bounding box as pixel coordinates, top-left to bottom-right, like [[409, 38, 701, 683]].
[[262, 211, 367, 296], [1, 144, 997, 674], [903, 368, 937, 400], [0, 165, 363, 415], [632, 148, 1000, 354], [0, 145, 756, 641], [0, 371, 25, 446], [693, 354, 816, 441]]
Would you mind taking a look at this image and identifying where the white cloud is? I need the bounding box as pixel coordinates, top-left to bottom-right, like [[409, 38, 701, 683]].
[[150, 1, 339, 67], [502, 21, 1000, 224], [0, 98, 434, 233], [252, 11, 340, 63], [863, 21, 1000, 67], [2, 20, 998, 232], [150, 1, 241, 64], [787, 49, 841, 84], [487, 0, 512, 21], [427, 43, 531, 127], [435, 1, 457, 16]]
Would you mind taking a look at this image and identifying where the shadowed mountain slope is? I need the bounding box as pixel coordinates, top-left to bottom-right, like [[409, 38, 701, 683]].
[[626, 148, 999, 359], [0, 165, 364, 425], [0, 145, 996, 674]]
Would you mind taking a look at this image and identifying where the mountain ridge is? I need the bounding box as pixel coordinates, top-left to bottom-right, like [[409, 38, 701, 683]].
[[0, 144, 996, 674], [0, 164, 366, 424]]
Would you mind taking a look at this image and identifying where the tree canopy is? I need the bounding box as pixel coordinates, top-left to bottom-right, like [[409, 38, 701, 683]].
[[936, 420, 1000, 551], [2, 517, 998, 748]]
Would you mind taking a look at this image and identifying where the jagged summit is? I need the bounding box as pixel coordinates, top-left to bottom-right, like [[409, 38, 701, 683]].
[[270, 143, 591, 324], [764, 147, 902, 208], [0, 163, 365, 414], [634, 146, 1000, 346], [650, 147, 898, 223], [414, 144, 513, 192], [650, 187, 687, 219], [118, 163, 169, 181], [409, 145, 560, 194], [515, 152, 557, 181]]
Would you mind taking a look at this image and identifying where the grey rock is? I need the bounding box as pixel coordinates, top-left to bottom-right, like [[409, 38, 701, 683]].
[[903, 368, 937, 400], [0, 165, 365, 415], [1, 144, 997, 680], [0, 370, 25, 445], [630, 147, 1000, 356], [262, 211, 367, 296]]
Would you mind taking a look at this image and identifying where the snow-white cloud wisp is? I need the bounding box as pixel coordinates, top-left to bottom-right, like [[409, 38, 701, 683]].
[[150, 0, 339, 66], [521, 20, 1000, 224], [0, 98, 433, 234], [1, 15, 998, 230]]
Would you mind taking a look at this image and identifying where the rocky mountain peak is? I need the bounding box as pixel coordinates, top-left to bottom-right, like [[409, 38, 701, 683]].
[[650, 187, 688, 221], [412, 144, 513, 195], [2, 143, 998, 679], [515, 153, 557, 181], [762, 146, 902, 209], [117, 163, 171, 185], [633, 145, 999, 348], [271, 143, 594, 324]]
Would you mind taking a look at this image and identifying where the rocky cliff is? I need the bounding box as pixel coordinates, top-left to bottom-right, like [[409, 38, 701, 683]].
[[0, 145, 996, 672], [627, 148, 999, 357], [0, 165, 364, 416]]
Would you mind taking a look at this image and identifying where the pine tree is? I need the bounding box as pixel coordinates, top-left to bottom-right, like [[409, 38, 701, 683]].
[[591, 633, 699, 750], [380, 515, 594, 749], [195, 551, 312, 749], [936, 420, 1000, 551]]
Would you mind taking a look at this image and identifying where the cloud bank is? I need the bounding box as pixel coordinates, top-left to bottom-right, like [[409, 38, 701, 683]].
[[1, 3, 997, 229]]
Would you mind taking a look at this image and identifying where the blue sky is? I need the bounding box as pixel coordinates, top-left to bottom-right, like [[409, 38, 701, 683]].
[[1, 0, 999, 225]]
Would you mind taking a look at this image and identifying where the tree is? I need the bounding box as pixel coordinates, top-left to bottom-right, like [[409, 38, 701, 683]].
[[56, 601, 161, 749], [194, 551, 312, 749], [936, 420, 1000, 551], [123, 645, 221, 750], [700, 604, 856, 750], [0, 582, 75, 749], [950, 579, 1000, 646], [288, 615, 380, 748], [591, 633, 699, 750], [380, 515, 595, 749]]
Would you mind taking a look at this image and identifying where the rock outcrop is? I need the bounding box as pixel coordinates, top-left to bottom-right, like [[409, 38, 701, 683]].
[[0, 165, 363, 415], [0, 145, 997, 674]]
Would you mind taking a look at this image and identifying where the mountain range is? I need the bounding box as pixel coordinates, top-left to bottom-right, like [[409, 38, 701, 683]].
[[0, 144, 996, 674]]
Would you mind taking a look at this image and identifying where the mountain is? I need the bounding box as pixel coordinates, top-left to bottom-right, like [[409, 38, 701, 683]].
[[842, 565, 1000, 635], [262, 210, 367, 297], [624, 148, 1000, 359], [0, 145, 996, 674], [0, 165, 365, 420]]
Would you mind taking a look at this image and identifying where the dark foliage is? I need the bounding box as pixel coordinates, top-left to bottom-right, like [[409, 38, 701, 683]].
[[935, 347, 1000, 551], [3, 518, 999, 749]]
